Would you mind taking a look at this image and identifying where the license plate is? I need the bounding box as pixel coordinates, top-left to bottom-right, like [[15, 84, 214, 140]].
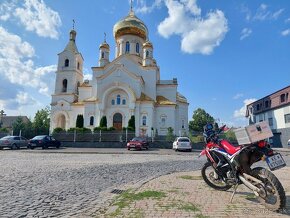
[[266, 153, 286, 171]]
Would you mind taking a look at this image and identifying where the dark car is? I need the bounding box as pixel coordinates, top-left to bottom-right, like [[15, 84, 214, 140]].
[[0, 136, 29, 150], [28, 135, 61, 149], [127, 137, 149, 150]]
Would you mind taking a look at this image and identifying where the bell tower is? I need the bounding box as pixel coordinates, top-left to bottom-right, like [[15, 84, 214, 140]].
[[99, 33, 110, 67], [52, 24, 84, 104]]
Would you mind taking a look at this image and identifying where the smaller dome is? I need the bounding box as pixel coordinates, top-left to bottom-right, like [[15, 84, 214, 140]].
[[99, 41, 110, 49], [143, 41, 153, 49]]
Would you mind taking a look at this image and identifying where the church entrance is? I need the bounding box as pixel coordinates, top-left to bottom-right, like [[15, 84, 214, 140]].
[[113, 113, 122, 130]]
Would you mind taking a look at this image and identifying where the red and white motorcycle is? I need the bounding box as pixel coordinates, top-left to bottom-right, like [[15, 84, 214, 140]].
[[200, 123, 286, 211]]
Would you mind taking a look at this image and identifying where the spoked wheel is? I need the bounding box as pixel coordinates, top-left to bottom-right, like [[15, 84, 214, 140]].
[[251, 167, 286, 211], [201, 162, 232, 191]]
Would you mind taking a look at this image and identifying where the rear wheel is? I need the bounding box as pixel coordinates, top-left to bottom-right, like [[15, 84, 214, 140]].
[[251, 167, 286, 211], [201, 162, 232, 191], [11, 144, 17, 150], [127, 147, 130, 150]]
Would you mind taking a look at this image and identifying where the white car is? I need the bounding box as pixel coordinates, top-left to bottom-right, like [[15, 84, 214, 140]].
[[173, 137, 192, 151]]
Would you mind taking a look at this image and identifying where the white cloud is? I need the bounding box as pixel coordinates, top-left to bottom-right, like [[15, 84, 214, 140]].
[[253, 4, 284, 21], [281, 29, 290, 37], [233, 93, 244, 100], [0, 26, 56, 96], [158, 0, 228, 55], [240, 4, 251, 21], [0, 1, 16, 21], [84, 73, 92, 81], [285, 18, 290, 23], [234, 98, 256, 119], [135, 0, 163, 14], [9, 0, 61, 39], [240, 28, 252, 40]]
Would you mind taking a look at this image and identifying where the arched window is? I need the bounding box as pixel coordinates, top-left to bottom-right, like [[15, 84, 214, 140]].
[[90, 116, 94, 126], [111, 99, 115, 105], [182, 120, 185, 129], [161, 117, 166, 126], [136, 43, 140, 53], [101, 52, 104, 58], [64, 59, 69, 67], [122, 99, 126, 105], [142, 116, 147, 126], [146, 50, 149, 58], [62, 79, 67, 92], [125, 41, 130, 53], [77, 62, 80, 70], [117, 95, 121, 105]]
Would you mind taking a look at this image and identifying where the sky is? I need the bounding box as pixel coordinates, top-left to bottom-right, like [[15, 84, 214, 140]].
[[0, 0, 290, 127]]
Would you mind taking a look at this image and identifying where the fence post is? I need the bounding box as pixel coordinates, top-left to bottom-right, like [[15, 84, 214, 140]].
[[73, 129, 76, 143], [99, 129, 101, 142], [126, 128, 128, 142]]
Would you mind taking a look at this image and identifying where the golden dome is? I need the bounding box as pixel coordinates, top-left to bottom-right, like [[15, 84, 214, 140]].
[[99, 41, 110, 49], [143, 41, 153, 48], [113, 11, 148, 40]]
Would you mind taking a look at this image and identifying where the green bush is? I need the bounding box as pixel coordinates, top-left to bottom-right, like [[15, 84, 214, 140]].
[[52, 127, 65, 133], [108, 127, 116, 131], [128, 116, 135, 130], [0, 127, 9, 133], [127, 126, 135, 132], [94, 126, 101, 132], [67, 127, 91, 133], [100, 116, 107, 128]]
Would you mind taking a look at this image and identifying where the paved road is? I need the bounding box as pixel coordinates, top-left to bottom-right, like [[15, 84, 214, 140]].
[[0, 148, 204, 217]]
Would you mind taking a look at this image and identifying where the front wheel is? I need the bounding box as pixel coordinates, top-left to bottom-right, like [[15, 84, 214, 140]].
[[201, 162, 232, 191], [251, 167, 286, 211]]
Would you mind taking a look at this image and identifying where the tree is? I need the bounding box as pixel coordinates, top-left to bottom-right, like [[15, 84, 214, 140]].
[[12, 117, 26, 136], [166, 127, 175, 142], [33, 106, 50, 135], [128, 115, 135, 130], [189, 108, 215, 132], [99, 116, 107, 128], [76, 114, 84, 128]]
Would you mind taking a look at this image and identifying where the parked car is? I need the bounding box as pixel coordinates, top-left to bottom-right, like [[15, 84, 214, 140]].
[[28, 135, 61, 149], [127, 137, 149, 150], [173, 137, 192, 151], [0, 136, 29, 150]]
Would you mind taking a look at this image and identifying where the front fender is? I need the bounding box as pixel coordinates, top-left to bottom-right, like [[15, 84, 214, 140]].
[[199, 149, 206, 157]]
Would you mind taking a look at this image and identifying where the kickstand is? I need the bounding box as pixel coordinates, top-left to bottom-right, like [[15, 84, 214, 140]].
[[229, 184, 239, 203]]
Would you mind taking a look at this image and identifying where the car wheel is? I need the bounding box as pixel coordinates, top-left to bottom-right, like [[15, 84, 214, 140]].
[[42, 146, 47, 149], [175, 149, 178, 152], [146, 147, 149, 150], [11, 144, 17, 150], [127, 147, 130, 150], [56, 145, 60, 149], [0, 147, 3, 150]]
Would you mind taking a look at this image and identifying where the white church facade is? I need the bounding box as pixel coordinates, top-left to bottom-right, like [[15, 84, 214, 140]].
[[50, 10, 189, 136]]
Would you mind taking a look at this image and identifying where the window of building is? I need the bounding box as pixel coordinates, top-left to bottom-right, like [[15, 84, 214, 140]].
[[285, 114, 290, 123], [62, 79, 67, 92], [146, 50, 149, 58], [117, 95, 121, 105], [265, 100, 269, 108], [111, 99, 115, 105], [125, 41, 130, 53], [122, 99, 126, 105], [256, 104, 260, 111], [64, 59, 69, 67], [142, 116, 147, 126], [281, 94, 286, 103], [90, 116, 94, 126], [101, 52, 104, 58], [161, 117, 166, 126], [136, 43, 139, 53], [286, 93, 289, 102], [77, 62, 80, 70], [268, 118, 273, 126], [182, 120, 185, 129]]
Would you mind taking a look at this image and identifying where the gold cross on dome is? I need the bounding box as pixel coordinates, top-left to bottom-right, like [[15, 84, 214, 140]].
[[72, 19, 75, 30]]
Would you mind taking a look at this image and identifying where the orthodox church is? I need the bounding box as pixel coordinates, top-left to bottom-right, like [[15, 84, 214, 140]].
[[50, 9, 189, 136]]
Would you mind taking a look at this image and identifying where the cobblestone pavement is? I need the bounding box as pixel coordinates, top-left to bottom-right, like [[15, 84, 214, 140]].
[[0, 148, 203, 217], [102, 167, 290, 218]]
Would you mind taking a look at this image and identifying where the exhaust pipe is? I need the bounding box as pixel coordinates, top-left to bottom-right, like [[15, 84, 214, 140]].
[[238, 174, 261, 195]]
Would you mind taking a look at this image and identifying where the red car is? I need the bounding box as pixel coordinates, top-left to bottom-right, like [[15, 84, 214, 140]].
[[127, 137, 149, 150]]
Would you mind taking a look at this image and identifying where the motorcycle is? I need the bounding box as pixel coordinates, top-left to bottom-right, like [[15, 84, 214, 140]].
[[200, 123, 286, 211]]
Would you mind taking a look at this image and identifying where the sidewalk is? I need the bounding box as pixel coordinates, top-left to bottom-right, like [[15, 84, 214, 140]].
[[99, 167, 290, 218]]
